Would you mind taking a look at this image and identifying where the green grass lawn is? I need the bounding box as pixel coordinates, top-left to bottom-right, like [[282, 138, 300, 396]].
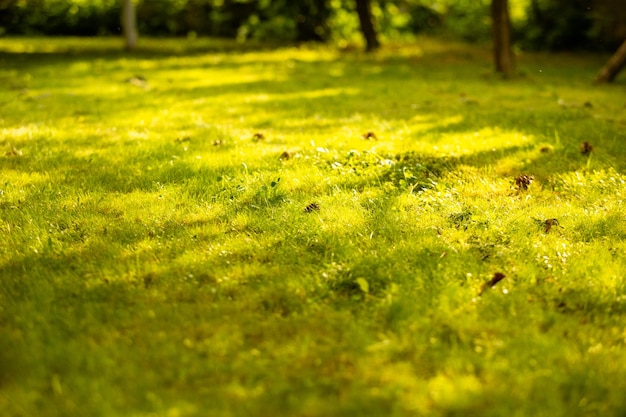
[[1, 36, 625, 417]]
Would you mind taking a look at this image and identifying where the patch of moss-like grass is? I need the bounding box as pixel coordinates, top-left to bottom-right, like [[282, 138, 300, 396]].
[[0, 36, 625, 417]]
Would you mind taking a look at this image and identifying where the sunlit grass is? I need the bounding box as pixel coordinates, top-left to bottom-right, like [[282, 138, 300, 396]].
[[1, 36, 625, 417]]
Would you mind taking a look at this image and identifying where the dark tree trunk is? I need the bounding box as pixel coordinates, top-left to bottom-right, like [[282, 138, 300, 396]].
[[491, 0, 514, 74], [122, 0, 137, 50], [595, 39, 626, 83], [355, 0, 380, 52]]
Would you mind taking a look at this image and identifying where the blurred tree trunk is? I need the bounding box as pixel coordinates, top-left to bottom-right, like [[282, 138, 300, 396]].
[[491, 0, 514, 74], [595, 39, 626, 83], [122, 0, 137, 50], [355, 0, 380, 52]]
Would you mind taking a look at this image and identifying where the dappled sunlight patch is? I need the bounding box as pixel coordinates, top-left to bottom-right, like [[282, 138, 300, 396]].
[[427, 373, 483, 411], [531, 240, 626, 313], [405, 114, 464, 138], [50, 80, 139, 98], [364, 361, 430, 413], [435, 128, 535, 157], [493, 154, 535, 175], [242, 87, 360, 104], [228, 209, 250, 231], [317, 193, 369, 237], [126, 128, 152, 141], [391, 192, 422, 212], [447, 165, 512, 198], [278, 114, 343, 131], [0, 170, 50, 193], [97, 188, 217, 231], [170, 70, 281, 91], [551, 168, 626, 199], [570, 210, 626, 242], [251, 166, 324, 198], [228, 46, 340, 65], [0, 124, 59, 143]]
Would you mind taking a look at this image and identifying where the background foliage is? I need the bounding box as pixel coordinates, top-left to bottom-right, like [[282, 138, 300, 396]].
[[0, 1, 624, 49]]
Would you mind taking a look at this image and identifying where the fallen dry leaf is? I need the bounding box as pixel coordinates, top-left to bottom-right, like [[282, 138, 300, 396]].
[[304, 202, 320, 213], [514, 174, 534, 191], [479, 272, 506, 295], [580, 141, 593, 155]]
